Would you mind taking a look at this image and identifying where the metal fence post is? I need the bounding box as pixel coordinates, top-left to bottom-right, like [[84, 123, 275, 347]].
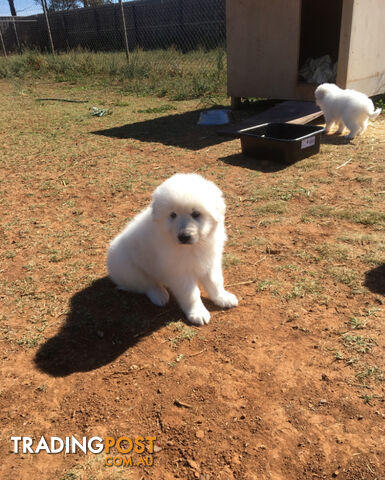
[[0, 27, 7, 57], [119, 0, 130, 62], [41, 0, 55, 54], [11, 18, 21, 53]]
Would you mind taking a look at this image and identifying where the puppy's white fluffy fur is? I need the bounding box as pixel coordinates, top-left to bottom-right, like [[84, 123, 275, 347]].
[[315, 83, 381, 139], [107, 173, 238, 325]]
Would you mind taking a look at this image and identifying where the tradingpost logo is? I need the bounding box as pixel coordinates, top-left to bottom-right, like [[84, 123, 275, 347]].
[[11, 435, 157, 467]]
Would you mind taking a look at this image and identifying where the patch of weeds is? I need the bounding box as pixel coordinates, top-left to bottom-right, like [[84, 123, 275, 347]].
[[338, 209, 385, 226], [373, 93, 385, 110], [334, 351, 345, 361], [295, 250, 321, 264], [346, 357, 357, 365], [355, 176, 373, 184], [244, 236, 268, 248], [254, 201, 287, 217], [46, 249, 72, 263], [327, 267, 358, 289], [315, 243, 350, 262], [342, 333, 376, 354], [59, 472, 78, 480], [58, 453, 127, 479], [307, 205, 334, 218], [356, 365, 384, 382], [114, 100, 130, 107], [63, 199, 76, 208], [307, 206, 385, 226], [258, 218, 285, 227], [256, 279, 279, 295], [23, 261, 36, 271], [346, 317, 367, 330], [283, 279, 322, 301], [360, 252, 384, 267], [17, 333, 42, 349], [222, 253, 242, 268], [1, 324, 16, 342], [36, 384, 48, 392], [135, 104, 176, 114], [167, 354, 184, 367], [274, 264, 301, 272], [314, 177, 334, 185], [363, 306, 381, 317], [108, 178, 134, 195], [338, 233, 384, 246], [168, 323, 197, 347]]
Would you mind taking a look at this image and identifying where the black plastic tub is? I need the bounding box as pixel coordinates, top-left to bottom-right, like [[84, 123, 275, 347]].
[[240, 123, 325, 163]]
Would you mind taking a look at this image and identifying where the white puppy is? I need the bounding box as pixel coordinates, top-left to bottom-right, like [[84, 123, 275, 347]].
[[107, 173, 238, 326], [314, 83, 381, 139]]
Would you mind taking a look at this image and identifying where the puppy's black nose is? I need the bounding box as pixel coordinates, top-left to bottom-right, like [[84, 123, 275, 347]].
[[178, 233, 192, 244]]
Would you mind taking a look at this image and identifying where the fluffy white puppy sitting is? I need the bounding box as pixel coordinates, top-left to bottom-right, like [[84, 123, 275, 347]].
[[315, 83, 381, 139], [107, 173, 238, 325]]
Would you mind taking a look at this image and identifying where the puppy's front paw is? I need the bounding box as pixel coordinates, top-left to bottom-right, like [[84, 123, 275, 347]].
[[213, 290, 238, 309], [146, 287, 170, 307], [187, 306, 211, 326]]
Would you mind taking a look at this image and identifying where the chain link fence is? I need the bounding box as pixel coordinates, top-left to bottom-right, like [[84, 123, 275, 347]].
[[0, 0, 226, 56]]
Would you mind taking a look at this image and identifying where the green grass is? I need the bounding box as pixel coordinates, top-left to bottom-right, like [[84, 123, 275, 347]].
[[327, 267, 359, 290], [356, 364, 384, 382], [223, 253, 242, 268], [342, 333, 376, 354], [338, 233, 385, 247], [168, 322, 197, 347], [373, 94, 385, 110], [314, 243, 350, 262], [346, 317, 367, 330], [256, 279, 278, 293], [283, 279, 322, 301], [0, 48, 227, 101], [135, 104, 177, 114], [254, 201, 287, 217], [16, 333, 42, 349], [307, 205, 385, 226]]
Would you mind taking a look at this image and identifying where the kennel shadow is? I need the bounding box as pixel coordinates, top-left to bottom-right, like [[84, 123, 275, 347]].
[[364, 264, 385, 296], [34, 277, 182, 377], [91, 109, 231, 151]]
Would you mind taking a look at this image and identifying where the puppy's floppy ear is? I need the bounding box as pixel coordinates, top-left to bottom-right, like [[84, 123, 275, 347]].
[[150, 201, 159, 221], [150, 188, 165, 221], [205, 188, 226, 223], [315, 85, 326, 102], [150, 198, 163, 221]]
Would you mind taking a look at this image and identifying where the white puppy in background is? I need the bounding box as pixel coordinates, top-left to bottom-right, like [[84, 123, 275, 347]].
[[315, 83, 381, 139], [107, 173, 238, 326]]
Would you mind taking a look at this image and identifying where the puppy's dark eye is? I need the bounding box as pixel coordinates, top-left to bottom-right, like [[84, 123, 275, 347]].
[[191, 211, 201, 219], [170, 212, 177, 219]]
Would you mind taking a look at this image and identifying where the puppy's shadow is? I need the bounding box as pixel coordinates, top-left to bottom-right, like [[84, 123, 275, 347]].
[[34, 277, 182, 377], [321, 133, 352, 145], [364, 264, 385, 296]]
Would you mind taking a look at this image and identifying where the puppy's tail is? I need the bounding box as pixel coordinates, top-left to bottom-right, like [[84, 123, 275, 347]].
[[369, 107, 382, 120]]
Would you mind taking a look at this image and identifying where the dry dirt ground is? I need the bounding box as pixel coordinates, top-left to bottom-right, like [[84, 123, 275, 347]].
[[0, 79, 385, 480]]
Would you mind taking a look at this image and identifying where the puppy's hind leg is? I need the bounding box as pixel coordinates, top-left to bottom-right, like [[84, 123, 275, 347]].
[[146, 286, 170, 306], [345, 121, 362, 139], [361, 118, 369, 135], [336, 122, 346, 135]]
